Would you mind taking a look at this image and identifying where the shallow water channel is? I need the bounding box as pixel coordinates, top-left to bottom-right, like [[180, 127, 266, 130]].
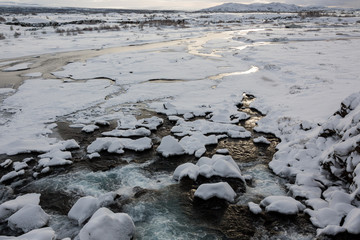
[[0, 93, 317, 239]]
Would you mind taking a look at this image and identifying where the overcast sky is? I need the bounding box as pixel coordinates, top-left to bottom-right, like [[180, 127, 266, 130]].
[[2, 0, 360, 10]]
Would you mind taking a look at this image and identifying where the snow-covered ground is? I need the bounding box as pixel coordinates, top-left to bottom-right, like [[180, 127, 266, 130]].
[[1, 9, 360, 239]]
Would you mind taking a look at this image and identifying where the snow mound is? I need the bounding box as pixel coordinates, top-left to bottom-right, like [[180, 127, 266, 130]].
[[8, 204, 50, 233], [194, 182, 236, 202], [0, 170, 25, 183], [253, 136, 271, 145], [87, 137, 152, 154], [157, 135, 185, 157], [342, 208, 360, 234], [248, 202, 262, 214], [174, 154, 244, 182], [68, 196, 100, 225], [78, 208, 135, 240], [171, 119, 251, 138], [179, 133, 218, 157], [260, 196, 305, 215], [102, 127, 151, 137], [82, 125, 99, 133], [136, 116, 163, 130], [17, 227, 56, 240], [0, 193, 40, 221]]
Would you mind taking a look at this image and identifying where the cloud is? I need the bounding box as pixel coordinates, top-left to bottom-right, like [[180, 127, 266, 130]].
[[2, 0, 360, 10]]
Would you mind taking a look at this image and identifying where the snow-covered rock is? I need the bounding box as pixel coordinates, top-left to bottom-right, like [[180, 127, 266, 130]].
[[173, 154, 244, 182], [0, 170, 25, 183], [68, 196, 100, 225], [342, 208, 360, 234], [82, 125, 100, 133], [102, 127, 151, 137], [253, 136, 271, 145], [0, 159, 13, 168], [305, 208, 342, 228], [18, 227, 56, 240], [8, 204, 50, 233], [78, 208, 135, 240], [136, 116, 163, 130], [248, 202, 262, 214], [87, 137, 152, 154], [260, 196, 305, 215], [0, 193, 40, 221], [194, 182, 236, 202], [157, 135, 185, 157]]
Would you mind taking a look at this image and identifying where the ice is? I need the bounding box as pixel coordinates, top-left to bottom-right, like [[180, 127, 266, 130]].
[[68, 196, 100, 226], [248, 202, 262, 214], [8, 204, 50, 233], [260, 196, 305, 215], [194, 182, 236, 202], [78, 208, 135, 240], [156, 136, 185, 157], [87, 137, 152, 154]]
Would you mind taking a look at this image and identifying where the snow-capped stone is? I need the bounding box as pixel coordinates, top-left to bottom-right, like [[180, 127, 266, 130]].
[[248, 202, 262, 214], [68, 196, 100, 225], [61, 139, 80, 150], [194, 182, 236, 202], [136, 116, 163, 130], [173, 154, 244, 182], [102, 127, 151, 137], [253, 136, 271, 145], [87, 137, 152, 154], [342, 208, 360, 234], [18, 227, 56, 240], [13, 162, 28, 171], [0, 159, 12, 168], [0, 170, 25, 183], [179, 133, 218, 157], [0, 194, 40, 221], [157, 135, 185, 157], [8, 204, 50, 233], [260, 196, 305, 215], [79, 208, 135, 240], [82, 125, 100, 133], [216, 149, 229, 155], [88, 152, 101, 159], [316, 225, 346, 237]]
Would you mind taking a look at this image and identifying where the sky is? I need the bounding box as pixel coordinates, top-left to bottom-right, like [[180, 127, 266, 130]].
[[1, 0, 360, 10]]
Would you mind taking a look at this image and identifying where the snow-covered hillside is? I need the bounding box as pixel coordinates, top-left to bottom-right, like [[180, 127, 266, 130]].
[[202, 2, 326, 12]]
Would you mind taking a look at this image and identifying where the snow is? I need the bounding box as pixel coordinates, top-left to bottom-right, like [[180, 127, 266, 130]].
[[253, 136, 270, 145], [0, 194, 40, 221], [8, 204, 50, 232], [173, 154, 244, 181], [17, 227, 56, 240], [2, 63, 31, 72], [87, 137, 152, 154], [0, 9, 360, 239], [0, 159, 12, 168], [13, 162, 28, 171], [82, 125, 99, 133], [248, 202, 262, 214], [0, 170, 25, 183], [342, 208, 360, 234], [260, 196, 305, 215], [194, 182, 236, 202], [102, 127, 151, 137], [78, 208, 135, 240], [156, 135, 185, 157], [68, 196, 100, 226]]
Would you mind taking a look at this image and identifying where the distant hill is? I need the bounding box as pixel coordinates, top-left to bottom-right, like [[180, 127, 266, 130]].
[[201, 2, 327, 12]]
